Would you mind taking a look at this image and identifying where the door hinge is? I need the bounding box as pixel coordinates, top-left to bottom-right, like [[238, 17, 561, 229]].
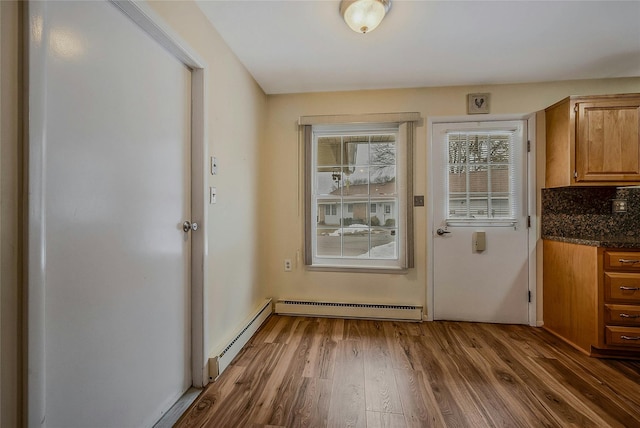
[[574, 104, 579, 113], [527, 140, 531, 152], [574, 171, 578, 179], [527, 215, 531, 228], [528, 291, 531, 303]]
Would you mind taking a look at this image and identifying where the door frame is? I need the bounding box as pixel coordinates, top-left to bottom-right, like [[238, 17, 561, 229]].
[[426, 113, 537, 326], [26, 1, 209, 426]]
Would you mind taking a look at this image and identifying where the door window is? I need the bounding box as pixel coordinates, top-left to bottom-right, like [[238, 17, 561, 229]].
[[446, 130, 521, 225]]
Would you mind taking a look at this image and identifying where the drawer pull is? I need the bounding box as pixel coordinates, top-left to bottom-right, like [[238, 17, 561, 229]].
[[619, 259, 640, 265], [621, 335, 640, 341], [620, 286, 640, 291], [620, 313, 640, 319]]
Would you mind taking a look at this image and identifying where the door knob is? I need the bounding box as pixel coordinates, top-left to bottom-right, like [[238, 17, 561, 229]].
[[436, 228, 451, 236], [183, 221, 198, 232]]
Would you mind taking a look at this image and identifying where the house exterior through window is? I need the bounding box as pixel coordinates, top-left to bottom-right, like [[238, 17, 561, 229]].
[[307, 123, 409, 269], [447, 130, 517, 223]]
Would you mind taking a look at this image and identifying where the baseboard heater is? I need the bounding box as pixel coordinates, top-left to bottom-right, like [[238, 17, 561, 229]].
[[208, 298, 272, 381], [275, 299, 422, 321]]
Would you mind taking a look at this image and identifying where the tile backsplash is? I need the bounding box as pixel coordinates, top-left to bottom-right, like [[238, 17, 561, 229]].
[[541, 186, 640, 238]]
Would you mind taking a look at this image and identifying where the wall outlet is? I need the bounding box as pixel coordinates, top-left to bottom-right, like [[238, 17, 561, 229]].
[[612, 199, 628, 213], [210, 187, 217, 204], [284, 259, 292, 272]]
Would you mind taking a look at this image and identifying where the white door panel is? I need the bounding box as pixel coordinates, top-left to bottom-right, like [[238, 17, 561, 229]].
[[31, 1, 191, 426], [431, 121, 529, 324]]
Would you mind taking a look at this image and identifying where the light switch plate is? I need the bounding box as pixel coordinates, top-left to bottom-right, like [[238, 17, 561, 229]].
[[211, 157, 218, 175]]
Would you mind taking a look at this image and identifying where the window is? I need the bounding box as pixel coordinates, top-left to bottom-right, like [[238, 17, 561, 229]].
[[301, 113, 420, 271], [446, 130, 519, 224]]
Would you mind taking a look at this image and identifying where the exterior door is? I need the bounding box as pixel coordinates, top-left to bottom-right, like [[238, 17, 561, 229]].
[[29, 1, 192, 427], [431, 121, 529, 324]]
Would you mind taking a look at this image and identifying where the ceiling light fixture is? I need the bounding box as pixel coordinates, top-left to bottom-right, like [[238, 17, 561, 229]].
[[340, 0, 391, 34]]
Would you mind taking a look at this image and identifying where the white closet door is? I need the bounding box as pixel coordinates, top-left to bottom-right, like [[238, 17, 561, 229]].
[[29, 1, 191, 426]]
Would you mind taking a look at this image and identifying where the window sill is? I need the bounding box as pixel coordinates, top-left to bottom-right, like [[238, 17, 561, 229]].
[[305, 265, 409, 274]]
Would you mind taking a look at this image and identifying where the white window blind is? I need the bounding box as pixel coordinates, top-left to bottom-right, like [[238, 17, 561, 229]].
[[446, 130, 519, 225]]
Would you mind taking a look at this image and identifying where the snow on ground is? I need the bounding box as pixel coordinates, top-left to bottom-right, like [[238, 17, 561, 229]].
[[357, 241, 397, 259], [328, 224, 369, 236]]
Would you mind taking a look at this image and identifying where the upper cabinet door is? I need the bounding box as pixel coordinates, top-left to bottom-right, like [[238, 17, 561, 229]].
[[576, 98, 640, 183], [545, 94, 640, 188]]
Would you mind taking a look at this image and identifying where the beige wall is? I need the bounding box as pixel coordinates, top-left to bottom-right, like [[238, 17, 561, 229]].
[[263, 78, 640, 320], [1, 1, 23, 426], [146, 1, 269, 359]]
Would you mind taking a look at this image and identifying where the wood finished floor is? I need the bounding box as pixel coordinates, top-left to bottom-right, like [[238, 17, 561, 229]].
[[176, 315, 640, 427]]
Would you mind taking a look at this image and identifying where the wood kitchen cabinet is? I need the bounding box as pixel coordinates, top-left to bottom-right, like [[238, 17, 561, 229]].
[[543, 240, 640, 358], [545, 94, 640, 187]]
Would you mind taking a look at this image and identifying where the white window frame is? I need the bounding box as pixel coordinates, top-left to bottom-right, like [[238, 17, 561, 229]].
[[300, 113, 420, 272]]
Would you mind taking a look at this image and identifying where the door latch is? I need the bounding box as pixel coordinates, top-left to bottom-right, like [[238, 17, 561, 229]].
[[183, 221, 198, 232]]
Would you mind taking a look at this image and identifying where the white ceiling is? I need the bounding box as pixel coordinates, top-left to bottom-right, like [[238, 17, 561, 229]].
[[196, 0, 640, 95]]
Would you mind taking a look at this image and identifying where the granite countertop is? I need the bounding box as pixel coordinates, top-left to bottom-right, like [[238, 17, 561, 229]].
[[542, 234, 640, 249]]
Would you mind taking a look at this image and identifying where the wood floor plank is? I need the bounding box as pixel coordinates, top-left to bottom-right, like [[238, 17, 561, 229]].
[[327, 339, 366, 428], [424, 321, 459, 354], [204, 342, 290, 428], [361, 320, 387, 350], [457, 346, 558, 428], [394, 368, 445, 428], [262, 315, 295, 343], [302, 317, 337, 380], [344, 318, 365, 341], [524, 326, 640, 415], [474, 323, 609, 427], [248, 320, 312, 425], [250, 315, 282, 344], [409, 334, 489, 427], [403, 322, 423, 337], [366, 410, 407, 428], [363, 343, 402, 413], [286, 376, 332, 428], [383, 321, 421, 371], [174, 364, 246, 428], [331, 317, 345, 342], [534, 356, 639, 427], [266, 321, 319, 426], [177, 316, 640, 428]]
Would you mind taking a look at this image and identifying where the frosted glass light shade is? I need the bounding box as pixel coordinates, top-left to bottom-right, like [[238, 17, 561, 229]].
[[340, 0, 391, 34]]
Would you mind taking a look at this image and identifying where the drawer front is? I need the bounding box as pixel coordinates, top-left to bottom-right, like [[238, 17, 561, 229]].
[[605, 304, 640, 325], [605, 326, 640, 347], [605, 251, 640, 271], [604, 272, 640, 303]]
